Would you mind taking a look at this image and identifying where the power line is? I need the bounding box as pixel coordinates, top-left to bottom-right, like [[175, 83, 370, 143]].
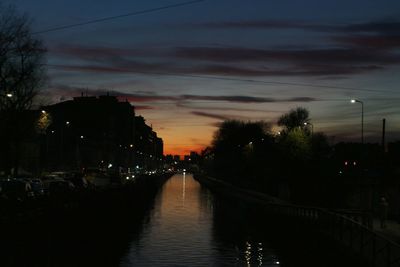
[[33, 0, 205, 34]]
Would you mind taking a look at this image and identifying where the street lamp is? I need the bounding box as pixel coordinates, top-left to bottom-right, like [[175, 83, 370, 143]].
[[304, 122, 314, 135], [351, 99, 364, 144], [0, 92, 13, 98]]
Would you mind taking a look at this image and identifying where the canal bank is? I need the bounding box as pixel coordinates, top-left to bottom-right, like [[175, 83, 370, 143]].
[[0, 172, 172, 267]]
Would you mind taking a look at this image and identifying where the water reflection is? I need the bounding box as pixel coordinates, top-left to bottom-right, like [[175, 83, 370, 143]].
[[120, 173, 281, 267], [120, 173, 365, 267]]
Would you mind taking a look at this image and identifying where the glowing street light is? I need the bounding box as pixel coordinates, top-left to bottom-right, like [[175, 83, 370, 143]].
[[350, 99, 364, 144], [0, 92, 13, 98], [304, 122, 314, 135]]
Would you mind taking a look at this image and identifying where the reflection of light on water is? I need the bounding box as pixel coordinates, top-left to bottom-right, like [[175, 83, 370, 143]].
[[245, 241, 251, 266], [257, 242, 263, 266], [182, 172, 186, 204], [242, 241, 272, 266]]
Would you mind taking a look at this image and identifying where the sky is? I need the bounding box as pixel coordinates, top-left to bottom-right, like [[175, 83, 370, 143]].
[[4, 0, 400, 155]]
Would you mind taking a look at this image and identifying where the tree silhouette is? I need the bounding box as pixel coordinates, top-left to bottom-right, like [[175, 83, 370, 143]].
[[0, 4, 46, 175], [211, 120, 271, 184], [0, 5, 46, 112], [277, 107, 310, 132]]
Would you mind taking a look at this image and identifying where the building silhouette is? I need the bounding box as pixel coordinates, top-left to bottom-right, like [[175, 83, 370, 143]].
[[41, 94, 163, 173]]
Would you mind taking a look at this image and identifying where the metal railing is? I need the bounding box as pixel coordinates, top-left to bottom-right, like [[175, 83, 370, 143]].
[[265, 203, 400, 267], [195, 173, 400, 267]]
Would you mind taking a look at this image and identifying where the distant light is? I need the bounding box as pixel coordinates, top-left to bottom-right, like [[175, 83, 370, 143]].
[[41, 110, 46, 114], [6, 93, 12, 98], [126, 176, 130, 180], [304, 122, 307, 125], [80, 135, 84, 139], [136, 165, 139, 169], [351, 99, 356, 103], [51, 130, 55, 134], [130, 144, 133, 148], [353, 161, 357, 166], [108, 163, 113, 168], [66, 121, 70, 125], [345, 161, 348, 166], [249, 142, 253, 145]]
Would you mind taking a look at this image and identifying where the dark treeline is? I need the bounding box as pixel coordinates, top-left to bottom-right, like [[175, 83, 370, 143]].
[[200, 107, 397, 209]]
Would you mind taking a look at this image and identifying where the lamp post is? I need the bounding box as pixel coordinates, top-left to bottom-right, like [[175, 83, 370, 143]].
[[60, 121, 71, 170], [351, 99, 364, 144], [304, 122, 314, 135]]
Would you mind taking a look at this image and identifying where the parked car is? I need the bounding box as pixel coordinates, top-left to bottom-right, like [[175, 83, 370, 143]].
[[41, 175, 65, 194], [26, 179, 45, 197], [0, 179, 34, 201], [65, 173, 89, 190]]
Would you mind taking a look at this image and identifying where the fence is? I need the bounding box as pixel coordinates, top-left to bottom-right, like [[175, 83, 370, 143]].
[[266, 203, 400, 267], [194, 173, 400, 267]]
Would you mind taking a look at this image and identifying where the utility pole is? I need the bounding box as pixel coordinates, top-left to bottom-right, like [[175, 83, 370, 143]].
[[382, 118, 386, 153]]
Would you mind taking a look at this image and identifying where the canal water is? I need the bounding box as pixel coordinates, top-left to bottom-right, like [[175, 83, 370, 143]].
[[0, 173, 365, 266], [119, 173, 364, 267]]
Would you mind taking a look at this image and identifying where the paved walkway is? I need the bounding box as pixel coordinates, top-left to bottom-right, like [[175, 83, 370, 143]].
[[373, 218, 400, 244]]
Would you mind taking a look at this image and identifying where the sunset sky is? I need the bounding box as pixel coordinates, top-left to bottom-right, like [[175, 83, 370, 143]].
[[6, 0, 400, 155]]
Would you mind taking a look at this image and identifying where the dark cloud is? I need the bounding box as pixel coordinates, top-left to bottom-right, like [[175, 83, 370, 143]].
[[132, 105, 154, 110], [51, 45, 157, 61], [175, 46, 398, 64], [49, 19, 400, 79], [181, 94, 276, 103], [336, 21, 400, 34], [50, 35, 400, 78], [334, 35, 400, 49], [50, 60, 386, 77], [190, 111, 231, 120], [287, 97, 316, 102], [181, 94, 317, 103], [200, 20, 400, 35], [44, 85, 317, 104]]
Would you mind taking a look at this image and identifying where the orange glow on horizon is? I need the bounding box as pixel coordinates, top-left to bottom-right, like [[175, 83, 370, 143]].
[[163, 144, 205, 157]]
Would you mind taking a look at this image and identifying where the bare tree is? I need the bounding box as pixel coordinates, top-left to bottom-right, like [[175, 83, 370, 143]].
[[0, 4, 46, 175], [0, 3, 46, 111]]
